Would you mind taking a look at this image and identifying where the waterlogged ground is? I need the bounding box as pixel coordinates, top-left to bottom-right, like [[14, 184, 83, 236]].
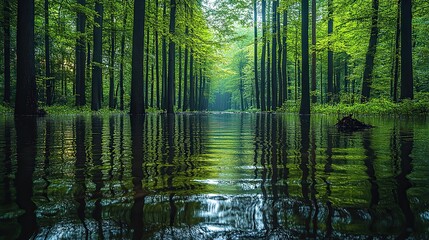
[[0, 113, 428, 239]]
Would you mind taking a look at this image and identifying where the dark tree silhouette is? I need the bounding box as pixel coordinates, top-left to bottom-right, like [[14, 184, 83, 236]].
[[91, 1, 103, 111], [15, 0, 38, 115], [130, 0, 146, 115], [300, 0, 310, 115], [76, 0, 87, 107], [400, 0, 413, 100]]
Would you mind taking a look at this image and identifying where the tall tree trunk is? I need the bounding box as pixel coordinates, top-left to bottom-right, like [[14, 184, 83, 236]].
[[361, 0, 379, 102], [311, 0, 317, 103], [45, 0, 53, 105], [189, 50, 195, 111], [183, 29, 189, 111], [130, 0, 146, 115], [195, 64, 199, 110], [267, 1, 271, 110], [282, 9, 288, 103], [16, 0, 38, 115], [76, 0, 86, 106], [166, 0, 176, 114], [119, 0, 127, 111], [261, 0, 267, 111], [300, 0, 310, 115], [400, 0, 413, 100], [155, 0, 160, 109], [161, 1, 167, 110], [327, 0, 333, 103], [392, 0, 400, 102], [3, 0, 11, 103], [109, 9, 116, 109], [151, 63, 154, 107], [277, 10, 281, 106], [92, 1, 103, 111], [178, 46, 182, 109], [253, 0, 260, 109], [240, 69, 244, 111], [145, 5, 150, 109]]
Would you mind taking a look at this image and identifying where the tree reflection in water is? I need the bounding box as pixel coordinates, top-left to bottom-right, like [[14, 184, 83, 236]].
[[0, 114, 427, 239]]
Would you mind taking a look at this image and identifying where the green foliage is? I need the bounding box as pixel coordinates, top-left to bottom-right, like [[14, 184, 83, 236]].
[[311, 97, 429, 115], [44, 105, 125, 115], [0, 104, 13, 114]]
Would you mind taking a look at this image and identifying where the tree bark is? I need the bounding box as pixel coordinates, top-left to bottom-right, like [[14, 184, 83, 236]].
[[254, 0, 260, 109], [178, 46, 182, 109], [130, 0, 146, 115], [183, 27, 189, 111], [45, 0, 53, 105], [3, 0, 11, 103], [299, 0, 310, 115], [75, 0, 86, 106], [119, 0, 127, 111], [400, 0, 413, 100], [282, 9, 288, 103], [109, 9, 116, 109], [161, 1, 167, 110], [189, 50, 195, 111], [311, 0, 317, 104], [392, 0, 400, 102], [91, 1, 103, 111], [145, 5, 150, 109], [261, 0, 267, 111], [361, 0, 379, 102], [155, 0, 160, 109], [327, 0, 333, 103], [166, 0, 176, 114], [15, 0, 38, 115]]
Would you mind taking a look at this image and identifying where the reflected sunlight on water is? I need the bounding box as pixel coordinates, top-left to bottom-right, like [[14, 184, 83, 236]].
[[0, 113, 428, 239]]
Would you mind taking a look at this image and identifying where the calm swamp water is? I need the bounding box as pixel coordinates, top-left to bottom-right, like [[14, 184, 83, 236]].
[[0, 113, 428, 239]]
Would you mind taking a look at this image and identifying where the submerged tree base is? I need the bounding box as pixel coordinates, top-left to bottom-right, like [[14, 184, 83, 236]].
[[336, 114, 373, 131]]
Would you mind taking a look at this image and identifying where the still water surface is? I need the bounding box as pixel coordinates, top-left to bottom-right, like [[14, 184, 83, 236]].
[[0, 113, 428, 239]]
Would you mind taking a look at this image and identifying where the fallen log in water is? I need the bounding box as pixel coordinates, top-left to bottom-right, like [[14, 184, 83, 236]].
[[335, 114, 373, 131]]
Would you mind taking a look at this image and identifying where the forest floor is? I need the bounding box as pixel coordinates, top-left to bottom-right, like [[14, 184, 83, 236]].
[[1, 97, 428, 116]]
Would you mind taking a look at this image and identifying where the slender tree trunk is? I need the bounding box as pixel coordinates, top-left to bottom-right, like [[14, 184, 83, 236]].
[[183, 29, 189, 111], [267, 1, 271, 110], [361, 0, 379, 102], [311, 0, 317, 104], [254, 0, 260, 109], [161, 1, 167, 110], [145, 5, 150, 109], [119, 0, 127, 111], [15, 0, 38, 115], [189, 50, 194, 111], [282, 9, 288, 103], [400, 0, 413, 100], [155, 0, 160, 109], [76, 0, 86, 106], [240, 69, 244, 111], [178, 46, 182, 109], [327, 0, 333, 103], [151, 63, 154, 107], [277, 10, 281, 106], [3, 0, 11, 103], [392, 0, 400, 102], [130, 0, 146, 115], [91, 1, 103, 111], [300, 0, 310, 115], [45, 0, 53, 105], [166, 0, 176, 114], [195, 64, 199, 110], [261, 0, 267, 111], [109, 10, 116, 109], [344, 57, 349, 93]]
